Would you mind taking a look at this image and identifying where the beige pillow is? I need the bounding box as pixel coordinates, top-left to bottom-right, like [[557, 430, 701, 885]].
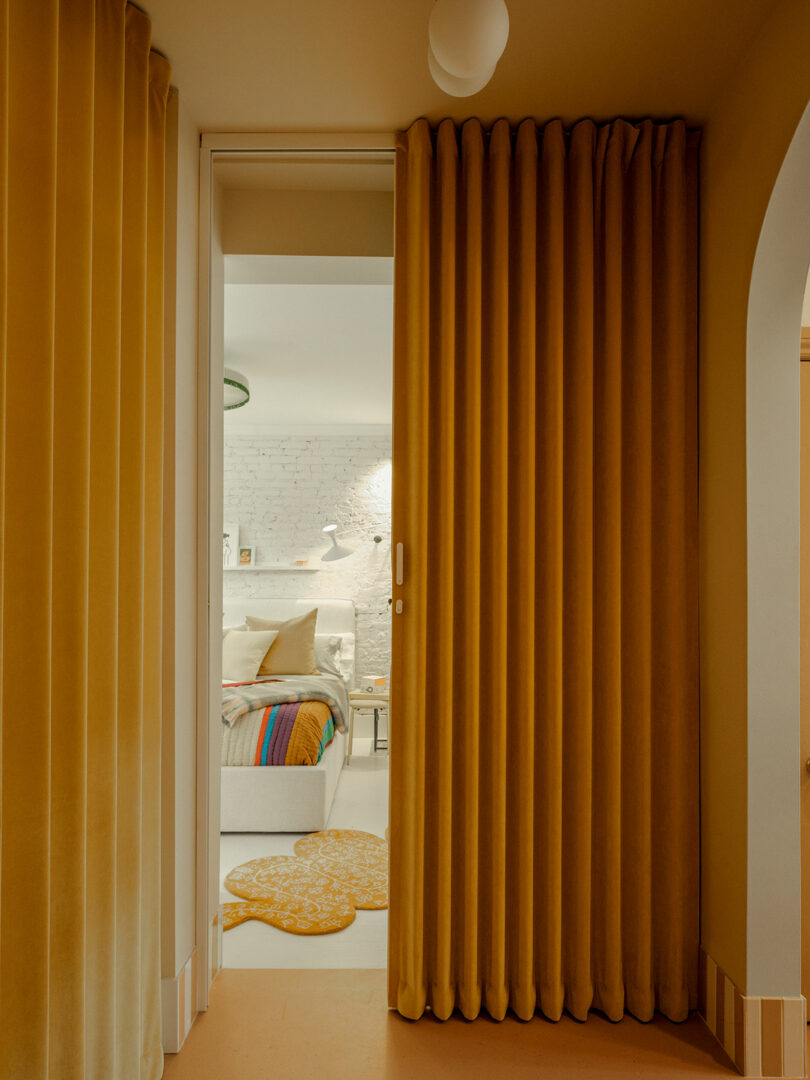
[[246, 609, 318, 675], [222, 629, 278, 683]]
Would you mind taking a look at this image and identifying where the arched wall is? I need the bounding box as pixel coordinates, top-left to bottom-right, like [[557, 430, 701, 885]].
[[746, 101, 810, 996], [700, 0, 810, 995]]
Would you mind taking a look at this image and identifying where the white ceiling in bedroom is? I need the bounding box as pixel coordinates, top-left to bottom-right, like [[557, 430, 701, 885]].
[[224, 255, 393, 428]]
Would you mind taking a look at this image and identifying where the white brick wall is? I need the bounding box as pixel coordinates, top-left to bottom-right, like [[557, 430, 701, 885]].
[[223, 426, 392, 683]]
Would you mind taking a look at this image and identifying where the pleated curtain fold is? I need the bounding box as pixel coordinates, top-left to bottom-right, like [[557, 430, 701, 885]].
[[389, 117, 699, 1024], [0, 3, 170, 1076]]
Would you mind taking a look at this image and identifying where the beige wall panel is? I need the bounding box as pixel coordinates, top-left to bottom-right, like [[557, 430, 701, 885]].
[[161, 89, 200, 984], [174, 93, 201, 975], [221, 188, 394, 257], [802, 356, 810, 1004]]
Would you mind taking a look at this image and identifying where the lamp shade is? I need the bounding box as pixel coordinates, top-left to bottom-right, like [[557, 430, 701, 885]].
[[428, 0, 509, 80], [428, 45, 495, 97], [321, 524, 354, 562], [224, 367, 250, 410]]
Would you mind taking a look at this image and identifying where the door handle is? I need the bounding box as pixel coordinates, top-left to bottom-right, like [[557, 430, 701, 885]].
[[394, 543, 404, 614]]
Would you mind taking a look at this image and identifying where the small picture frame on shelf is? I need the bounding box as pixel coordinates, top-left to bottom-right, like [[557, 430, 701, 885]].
[[238, 546, 255, 567]]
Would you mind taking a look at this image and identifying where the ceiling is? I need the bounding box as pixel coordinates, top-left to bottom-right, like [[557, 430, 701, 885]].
[[224, 256, 393, 428], [145, 0, 776, 132]]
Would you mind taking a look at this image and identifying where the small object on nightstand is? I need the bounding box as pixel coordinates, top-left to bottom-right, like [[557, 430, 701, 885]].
[[360, 674, 387, 692], [347, 686, 390, 764]]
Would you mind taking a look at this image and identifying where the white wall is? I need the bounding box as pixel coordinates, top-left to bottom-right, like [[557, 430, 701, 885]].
[[222, 425, 392, 684], [745, 101, 810, 996]]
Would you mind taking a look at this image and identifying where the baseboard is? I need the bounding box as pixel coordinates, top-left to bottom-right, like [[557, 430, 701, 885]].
[[162, 947, 198, 1054], [699, 947, 806, 1077]]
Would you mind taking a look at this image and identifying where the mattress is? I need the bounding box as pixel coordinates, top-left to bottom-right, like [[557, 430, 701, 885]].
[[220, 732, 346, 833]]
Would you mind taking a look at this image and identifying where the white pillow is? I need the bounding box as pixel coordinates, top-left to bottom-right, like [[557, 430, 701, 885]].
[[222, 621, 247, 641], [222, 629, 278, 683], [314, 634, 342, 678]]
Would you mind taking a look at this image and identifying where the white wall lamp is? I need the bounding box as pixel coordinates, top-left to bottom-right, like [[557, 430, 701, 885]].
[[428, 0, 509, 98], [321, 524, 355, 562], [224, 367, 250, 410]]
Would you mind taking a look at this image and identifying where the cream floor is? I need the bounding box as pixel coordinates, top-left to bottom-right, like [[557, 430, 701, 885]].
[[163, 970, 739, 1080], [219, 738, 389, 970]]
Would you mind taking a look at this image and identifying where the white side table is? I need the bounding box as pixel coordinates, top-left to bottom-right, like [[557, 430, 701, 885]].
[[347, 688, 390, 764]]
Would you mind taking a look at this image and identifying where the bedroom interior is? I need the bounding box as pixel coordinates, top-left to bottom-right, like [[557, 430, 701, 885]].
[[2, 2, 810, 1079], [214, 153, 395, 970]]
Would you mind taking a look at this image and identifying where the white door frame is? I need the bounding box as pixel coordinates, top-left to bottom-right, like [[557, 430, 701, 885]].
[[195, 133, 396, 1010]]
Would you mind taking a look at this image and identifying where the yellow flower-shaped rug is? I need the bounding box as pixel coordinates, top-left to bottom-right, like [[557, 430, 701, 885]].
[[223, 828, 388, 935]]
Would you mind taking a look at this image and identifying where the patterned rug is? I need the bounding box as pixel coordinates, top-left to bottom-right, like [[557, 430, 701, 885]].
[[223, 828, 388, 935]]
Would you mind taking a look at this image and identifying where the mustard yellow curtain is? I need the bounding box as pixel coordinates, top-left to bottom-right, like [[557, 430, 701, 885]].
[[389, 117, 699, 1024], [0, 3, 170, 1076]]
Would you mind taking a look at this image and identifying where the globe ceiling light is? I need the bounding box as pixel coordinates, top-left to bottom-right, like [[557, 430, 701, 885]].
[[428, 0, 509, 80], [224, 367, 250, 410], [428, 45, 495, 98]]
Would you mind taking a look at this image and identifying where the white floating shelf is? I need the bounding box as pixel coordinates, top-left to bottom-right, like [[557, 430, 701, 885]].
[[223, 564, 320, 573]]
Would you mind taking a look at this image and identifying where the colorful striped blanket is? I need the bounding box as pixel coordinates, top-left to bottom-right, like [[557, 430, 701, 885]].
[[221, 675, 348, 768]]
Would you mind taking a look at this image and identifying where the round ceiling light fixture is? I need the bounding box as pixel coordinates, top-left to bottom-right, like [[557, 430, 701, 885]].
[[428, 46, 495, 98], [428, 0, 509, 96], [224, 367, 250, 410]]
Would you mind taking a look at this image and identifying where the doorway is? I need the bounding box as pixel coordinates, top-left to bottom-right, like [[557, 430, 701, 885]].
[[196, 136, 397, 1006]]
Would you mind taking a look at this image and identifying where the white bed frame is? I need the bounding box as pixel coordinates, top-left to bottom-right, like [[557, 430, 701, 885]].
[[220, 597, 355, 833]]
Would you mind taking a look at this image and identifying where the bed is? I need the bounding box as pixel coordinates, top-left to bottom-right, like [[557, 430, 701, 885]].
[[220, 597, 355, 833]]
